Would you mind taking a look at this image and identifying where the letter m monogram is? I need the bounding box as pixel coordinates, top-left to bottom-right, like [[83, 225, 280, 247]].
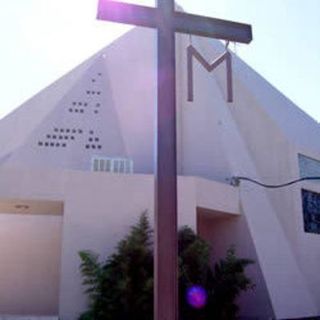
[[187, 45, 233, 103]]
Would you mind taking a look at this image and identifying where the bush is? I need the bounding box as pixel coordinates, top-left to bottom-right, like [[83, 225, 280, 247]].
[[79, 212, 254, 320]]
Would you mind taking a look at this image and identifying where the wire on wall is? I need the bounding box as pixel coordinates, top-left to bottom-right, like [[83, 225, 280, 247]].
[[230, 176, 320, 189]]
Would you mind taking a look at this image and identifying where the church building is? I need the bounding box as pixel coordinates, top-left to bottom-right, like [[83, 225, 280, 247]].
[[0, 26, 320, 319]]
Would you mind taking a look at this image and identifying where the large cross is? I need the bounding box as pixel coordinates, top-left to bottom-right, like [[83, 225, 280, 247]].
[[97, 1, 252, 319]]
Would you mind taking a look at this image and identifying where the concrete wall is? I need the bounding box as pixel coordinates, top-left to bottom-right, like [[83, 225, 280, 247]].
[[0, 214, 62, 315], [0, 167, 238, 319], [198, 212, 275, 319]]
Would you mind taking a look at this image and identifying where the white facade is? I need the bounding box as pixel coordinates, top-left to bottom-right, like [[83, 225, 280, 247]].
[[0, 27, 320, 319]]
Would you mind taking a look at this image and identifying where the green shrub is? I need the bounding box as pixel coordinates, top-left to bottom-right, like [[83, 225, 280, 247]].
[[79, 212, 254, 320]]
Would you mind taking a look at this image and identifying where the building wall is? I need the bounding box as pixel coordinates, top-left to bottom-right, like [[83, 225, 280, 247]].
[[0, 167, 238, 319], [0, 214, 62, 315]]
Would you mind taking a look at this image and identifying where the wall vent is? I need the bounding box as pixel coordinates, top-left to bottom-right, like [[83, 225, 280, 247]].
[[91, 156, 133, 174]]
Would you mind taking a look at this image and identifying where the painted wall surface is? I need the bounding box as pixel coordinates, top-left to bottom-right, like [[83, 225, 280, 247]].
[[0, 167, 239, 319], [0, 214, 62, 315]]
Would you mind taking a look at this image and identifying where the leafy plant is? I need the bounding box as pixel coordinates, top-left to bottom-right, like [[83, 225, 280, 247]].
[[79, 212, 254, 320]]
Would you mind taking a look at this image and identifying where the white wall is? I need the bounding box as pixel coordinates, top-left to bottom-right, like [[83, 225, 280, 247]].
[[0, 214, 62, 315]]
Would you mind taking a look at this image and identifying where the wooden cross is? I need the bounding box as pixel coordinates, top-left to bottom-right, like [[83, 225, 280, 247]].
[[97, 1, 252, 319]]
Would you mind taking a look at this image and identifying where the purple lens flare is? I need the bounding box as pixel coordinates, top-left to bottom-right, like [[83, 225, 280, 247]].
[[186, 285, 207, 309]]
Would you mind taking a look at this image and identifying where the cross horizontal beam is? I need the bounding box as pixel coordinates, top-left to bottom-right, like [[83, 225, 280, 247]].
[[97, 0, 252, 44]]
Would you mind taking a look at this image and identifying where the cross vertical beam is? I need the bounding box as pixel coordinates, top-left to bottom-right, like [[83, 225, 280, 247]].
[[155, 2, 177, 320], [97, 2, 252, 320]]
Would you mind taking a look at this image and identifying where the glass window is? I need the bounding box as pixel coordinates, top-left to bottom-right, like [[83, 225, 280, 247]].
[[302, 189, 320, 234]]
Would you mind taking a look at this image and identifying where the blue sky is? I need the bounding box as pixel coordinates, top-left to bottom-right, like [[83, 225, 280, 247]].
[[0, 0, 319, 121]]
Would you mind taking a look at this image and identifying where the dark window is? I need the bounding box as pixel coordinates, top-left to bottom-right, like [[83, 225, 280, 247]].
[[80, 109, 84, 113], [47, 134, 51, 139], [72, 129, 76, 133], [62, 143, 66, 147], [86, 90, 90, 94], [95, 138, 99, 142], [89, 130, 94, 135], [54, 128, 58, 132], [60, 129, 64, 133], [71, 136, 75, 140], [92, 145, 96, 149], [38, 142, 43, 146], [66, 129, 70, 133], [89, 138, 93, 142], [78, 129, 83, 134], [98, 145, 102, 149], [97, 91, 101, 95], [50, 142, 54, 147], [94, 110, 99, 114], [85, 145, 90, 149], [72, 102, 76, 106], [69, 108, 73, 112], [56, 143, 60, 147], [302, 189, 320, 234], [45, 142, 49, 146], [65, 136, 69, 140]]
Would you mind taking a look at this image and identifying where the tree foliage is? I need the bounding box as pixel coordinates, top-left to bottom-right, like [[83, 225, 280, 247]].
[[79, 212, 254, 320]]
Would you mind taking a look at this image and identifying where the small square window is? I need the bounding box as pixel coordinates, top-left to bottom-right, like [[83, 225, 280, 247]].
[[54, 128, 58, 132], [78, 129, 83, 134], [89, 130, 94, 135], [86, 91, 90, 94], [72, 102, 76, 106], [45, 142, 49, 146], [92, 145, 96, 149], [97, 145, 102, 149], [47, 134, 51, 139], [75, 109, 78, 113], [97, 91, 101, 95], [85, 145, 90, 149], [71, 136, 75, 140], [95, 138, 99, 142], [94, 110, 99, 114], [56, 143, 60, 147], [89, 138, 93, 142], [69, 108, 73, 112], [38, 142, 43, 146], [60, 129, 64, 133], [80, 109, 84, 113], [62, 143, 66, 147], [65, 136, 69, 140], [50, 142, 54, 147], [72, 129, 76, 133], [66, 129, 70, 133]]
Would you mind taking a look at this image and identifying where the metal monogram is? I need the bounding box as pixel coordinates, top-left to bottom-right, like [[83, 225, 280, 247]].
[[187, 45, 233, 102]]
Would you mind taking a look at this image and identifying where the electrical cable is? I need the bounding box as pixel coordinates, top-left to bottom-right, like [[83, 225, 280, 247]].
[[230, 176, 320, 189]]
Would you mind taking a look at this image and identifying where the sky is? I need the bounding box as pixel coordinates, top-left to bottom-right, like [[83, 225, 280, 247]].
[[0, 0, 319, 121]]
